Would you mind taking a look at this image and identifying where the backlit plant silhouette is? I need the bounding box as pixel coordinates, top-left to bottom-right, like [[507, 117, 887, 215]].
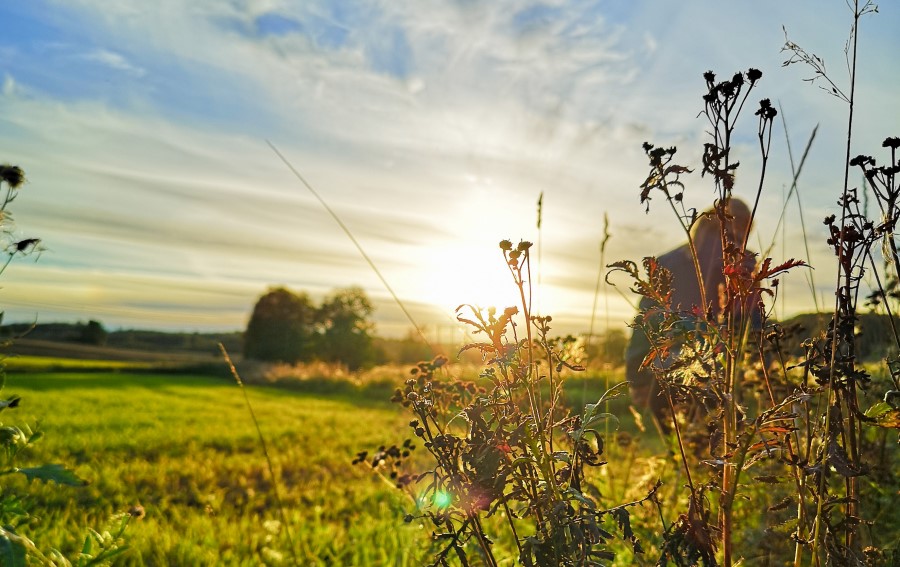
[[358, 240, 656, 566], [358, 2, 898, 565], [608, 2, 899, 563]]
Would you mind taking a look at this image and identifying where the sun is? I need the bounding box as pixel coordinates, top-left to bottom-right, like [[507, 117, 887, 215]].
[[421, 243, 522, 314]]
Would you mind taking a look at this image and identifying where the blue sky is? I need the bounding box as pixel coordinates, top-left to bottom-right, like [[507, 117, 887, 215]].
[[1, 1, 898, 337]]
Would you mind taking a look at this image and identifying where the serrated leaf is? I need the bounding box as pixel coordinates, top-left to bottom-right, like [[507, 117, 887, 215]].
[[864, 401, 891, 419], [768, 496, 794, 512], [864, 402, 900, 428], [17, 464, 87, 486], [826, 440, 863, 477], [753, 475, 783, 484]]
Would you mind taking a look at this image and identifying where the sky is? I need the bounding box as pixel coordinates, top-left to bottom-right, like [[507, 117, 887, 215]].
[[1, 1, 898, 340]]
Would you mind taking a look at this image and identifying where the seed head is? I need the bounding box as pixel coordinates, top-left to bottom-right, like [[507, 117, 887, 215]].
[[0, 165, 24, 188]]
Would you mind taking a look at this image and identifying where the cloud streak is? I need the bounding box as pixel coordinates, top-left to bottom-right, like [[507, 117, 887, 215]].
[[1, 1, 898, 336]]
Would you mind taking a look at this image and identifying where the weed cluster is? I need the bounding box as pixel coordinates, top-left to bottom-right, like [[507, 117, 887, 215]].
[[359, 240, 657, 566]]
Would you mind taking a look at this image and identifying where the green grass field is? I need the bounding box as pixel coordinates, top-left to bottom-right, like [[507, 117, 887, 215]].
[[6, 370, 435, 566], [5, 363, 656, 566], [7, 362, 897, 565]]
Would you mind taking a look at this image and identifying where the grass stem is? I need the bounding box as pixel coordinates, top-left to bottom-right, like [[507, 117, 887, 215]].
[[219, 344, 299, 566]]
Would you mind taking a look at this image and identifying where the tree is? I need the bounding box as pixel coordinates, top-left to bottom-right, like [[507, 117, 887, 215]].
[[317, 287, 377, 371], [244, 287, 317, 363], [78, 320, 108, 346]]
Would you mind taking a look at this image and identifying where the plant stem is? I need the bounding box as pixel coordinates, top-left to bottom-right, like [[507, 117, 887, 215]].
[[813, 3, 863, 560]]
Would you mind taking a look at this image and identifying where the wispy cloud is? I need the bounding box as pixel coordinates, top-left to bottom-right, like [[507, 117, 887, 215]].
[[2, 0, 899, 335], [80, 48, 146, 77], [2, 73, 17, 96]]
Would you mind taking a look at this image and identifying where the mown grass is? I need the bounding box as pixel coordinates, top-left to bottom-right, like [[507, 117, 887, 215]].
[[6, 370, 436, 565]]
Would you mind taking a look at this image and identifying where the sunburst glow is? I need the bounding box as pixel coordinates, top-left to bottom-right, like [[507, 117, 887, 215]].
[[421, 243, 523, 314]]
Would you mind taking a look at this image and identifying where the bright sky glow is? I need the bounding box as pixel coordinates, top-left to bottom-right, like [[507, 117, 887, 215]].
[[1, 1, 898, 337]]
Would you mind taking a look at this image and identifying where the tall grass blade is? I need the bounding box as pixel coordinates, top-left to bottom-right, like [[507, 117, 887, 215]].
[[765, 104, 820, 311], [587, 212, 611, 348], [266, 140, 435, 354], [536, 191, 543, 312], [219, 344, 299, 566]]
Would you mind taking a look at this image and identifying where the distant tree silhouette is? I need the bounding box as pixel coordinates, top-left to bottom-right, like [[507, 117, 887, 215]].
[[78, 320, 108, 346], [317, 286, 377, 371], [244, 287, 317, 363]]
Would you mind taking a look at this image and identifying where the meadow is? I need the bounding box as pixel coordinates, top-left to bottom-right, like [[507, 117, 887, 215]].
[[18, 356, 891, 566], [7, 368, 432, 565], [7, 361, 684, 566]]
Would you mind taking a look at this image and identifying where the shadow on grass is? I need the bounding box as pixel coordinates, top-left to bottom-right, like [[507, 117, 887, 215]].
[[6, 372, 225, 392], [7, 370, 400, 410], [7, 367, 634, 416], [240, 375, 399, 408]]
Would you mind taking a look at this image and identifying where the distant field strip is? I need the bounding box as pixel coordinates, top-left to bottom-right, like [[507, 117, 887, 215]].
[[4, 355, 156, 372]]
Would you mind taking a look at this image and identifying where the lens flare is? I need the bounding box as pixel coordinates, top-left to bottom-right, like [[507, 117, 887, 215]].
[[433, 490, 452, 509]]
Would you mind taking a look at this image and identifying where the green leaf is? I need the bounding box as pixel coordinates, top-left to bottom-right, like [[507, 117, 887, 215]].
[[0, 426, 24, 448], [17, 464, 87, 486], [566, 487, 596, 510], [579, 401, 619, 438], [551, 451, 570, 464], [0, 530, 27, 567], [864, 402, 900, 429], [511, 456, 533, 468], [864, 401, 891, 419], [87, 545, 130, 566]]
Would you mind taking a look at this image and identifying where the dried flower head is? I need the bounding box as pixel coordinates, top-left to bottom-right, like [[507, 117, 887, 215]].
[[0, 165, 25, 189]]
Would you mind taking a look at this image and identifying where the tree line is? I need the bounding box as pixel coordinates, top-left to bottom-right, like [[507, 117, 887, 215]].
[[244, 286, 377, 370]]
